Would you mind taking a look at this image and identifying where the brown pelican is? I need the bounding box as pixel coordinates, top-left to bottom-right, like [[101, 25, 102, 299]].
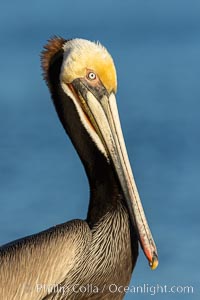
[[0, 37, 158, 300]]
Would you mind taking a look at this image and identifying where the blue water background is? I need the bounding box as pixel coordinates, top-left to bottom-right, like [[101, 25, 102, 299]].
[[0, 1, 199, 299]]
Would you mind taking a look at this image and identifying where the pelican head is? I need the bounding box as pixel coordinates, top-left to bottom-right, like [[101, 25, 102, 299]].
[[41, 37, 158, 270]]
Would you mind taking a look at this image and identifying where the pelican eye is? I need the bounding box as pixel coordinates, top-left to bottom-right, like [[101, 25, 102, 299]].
[[87, 72, 96, 81]]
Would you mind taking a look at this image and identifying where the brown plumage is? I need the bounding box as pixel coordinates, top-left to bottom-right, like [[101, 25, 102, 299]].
[[41, 36, 66, 84], [0, 37, 158, 300]]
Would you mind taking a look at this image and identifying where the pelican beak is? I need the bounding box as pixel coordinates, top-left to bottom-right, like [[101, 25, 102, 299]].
[[67, 78, 158, 270]]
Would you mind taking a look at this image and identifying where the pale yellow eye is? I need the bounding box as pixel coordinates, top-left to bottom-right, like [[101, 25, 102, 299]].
[[87, 72, 96, 81]]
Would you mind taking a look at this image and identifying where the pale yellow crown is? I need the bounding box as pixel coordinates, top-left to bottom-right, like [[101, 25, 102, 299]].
[[61, 39, 117, 94]]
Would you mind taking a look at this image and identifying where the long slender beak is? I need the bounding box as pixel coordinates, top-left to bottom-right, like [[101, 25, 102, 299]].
[[68, 79, 158, 270]]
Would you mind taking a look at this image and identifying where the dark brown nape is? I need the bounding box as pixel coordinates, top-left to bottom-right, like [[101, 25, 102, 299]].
[[41, 36, 67, 87]]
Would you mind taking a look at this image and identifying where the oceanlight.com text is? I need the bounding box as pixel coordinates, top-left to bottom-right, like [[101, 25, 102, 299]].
[[22, 282, 194, 296]]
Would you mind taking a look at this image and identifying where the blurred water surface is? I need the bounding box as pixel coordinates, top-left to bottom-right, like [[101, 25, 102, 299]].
[[0, 1, 200, 299]]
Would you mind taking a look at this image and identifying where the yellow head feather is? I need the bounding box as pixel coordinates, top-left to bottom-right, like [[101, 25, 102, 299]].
[[61, 39, 117, 94]]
